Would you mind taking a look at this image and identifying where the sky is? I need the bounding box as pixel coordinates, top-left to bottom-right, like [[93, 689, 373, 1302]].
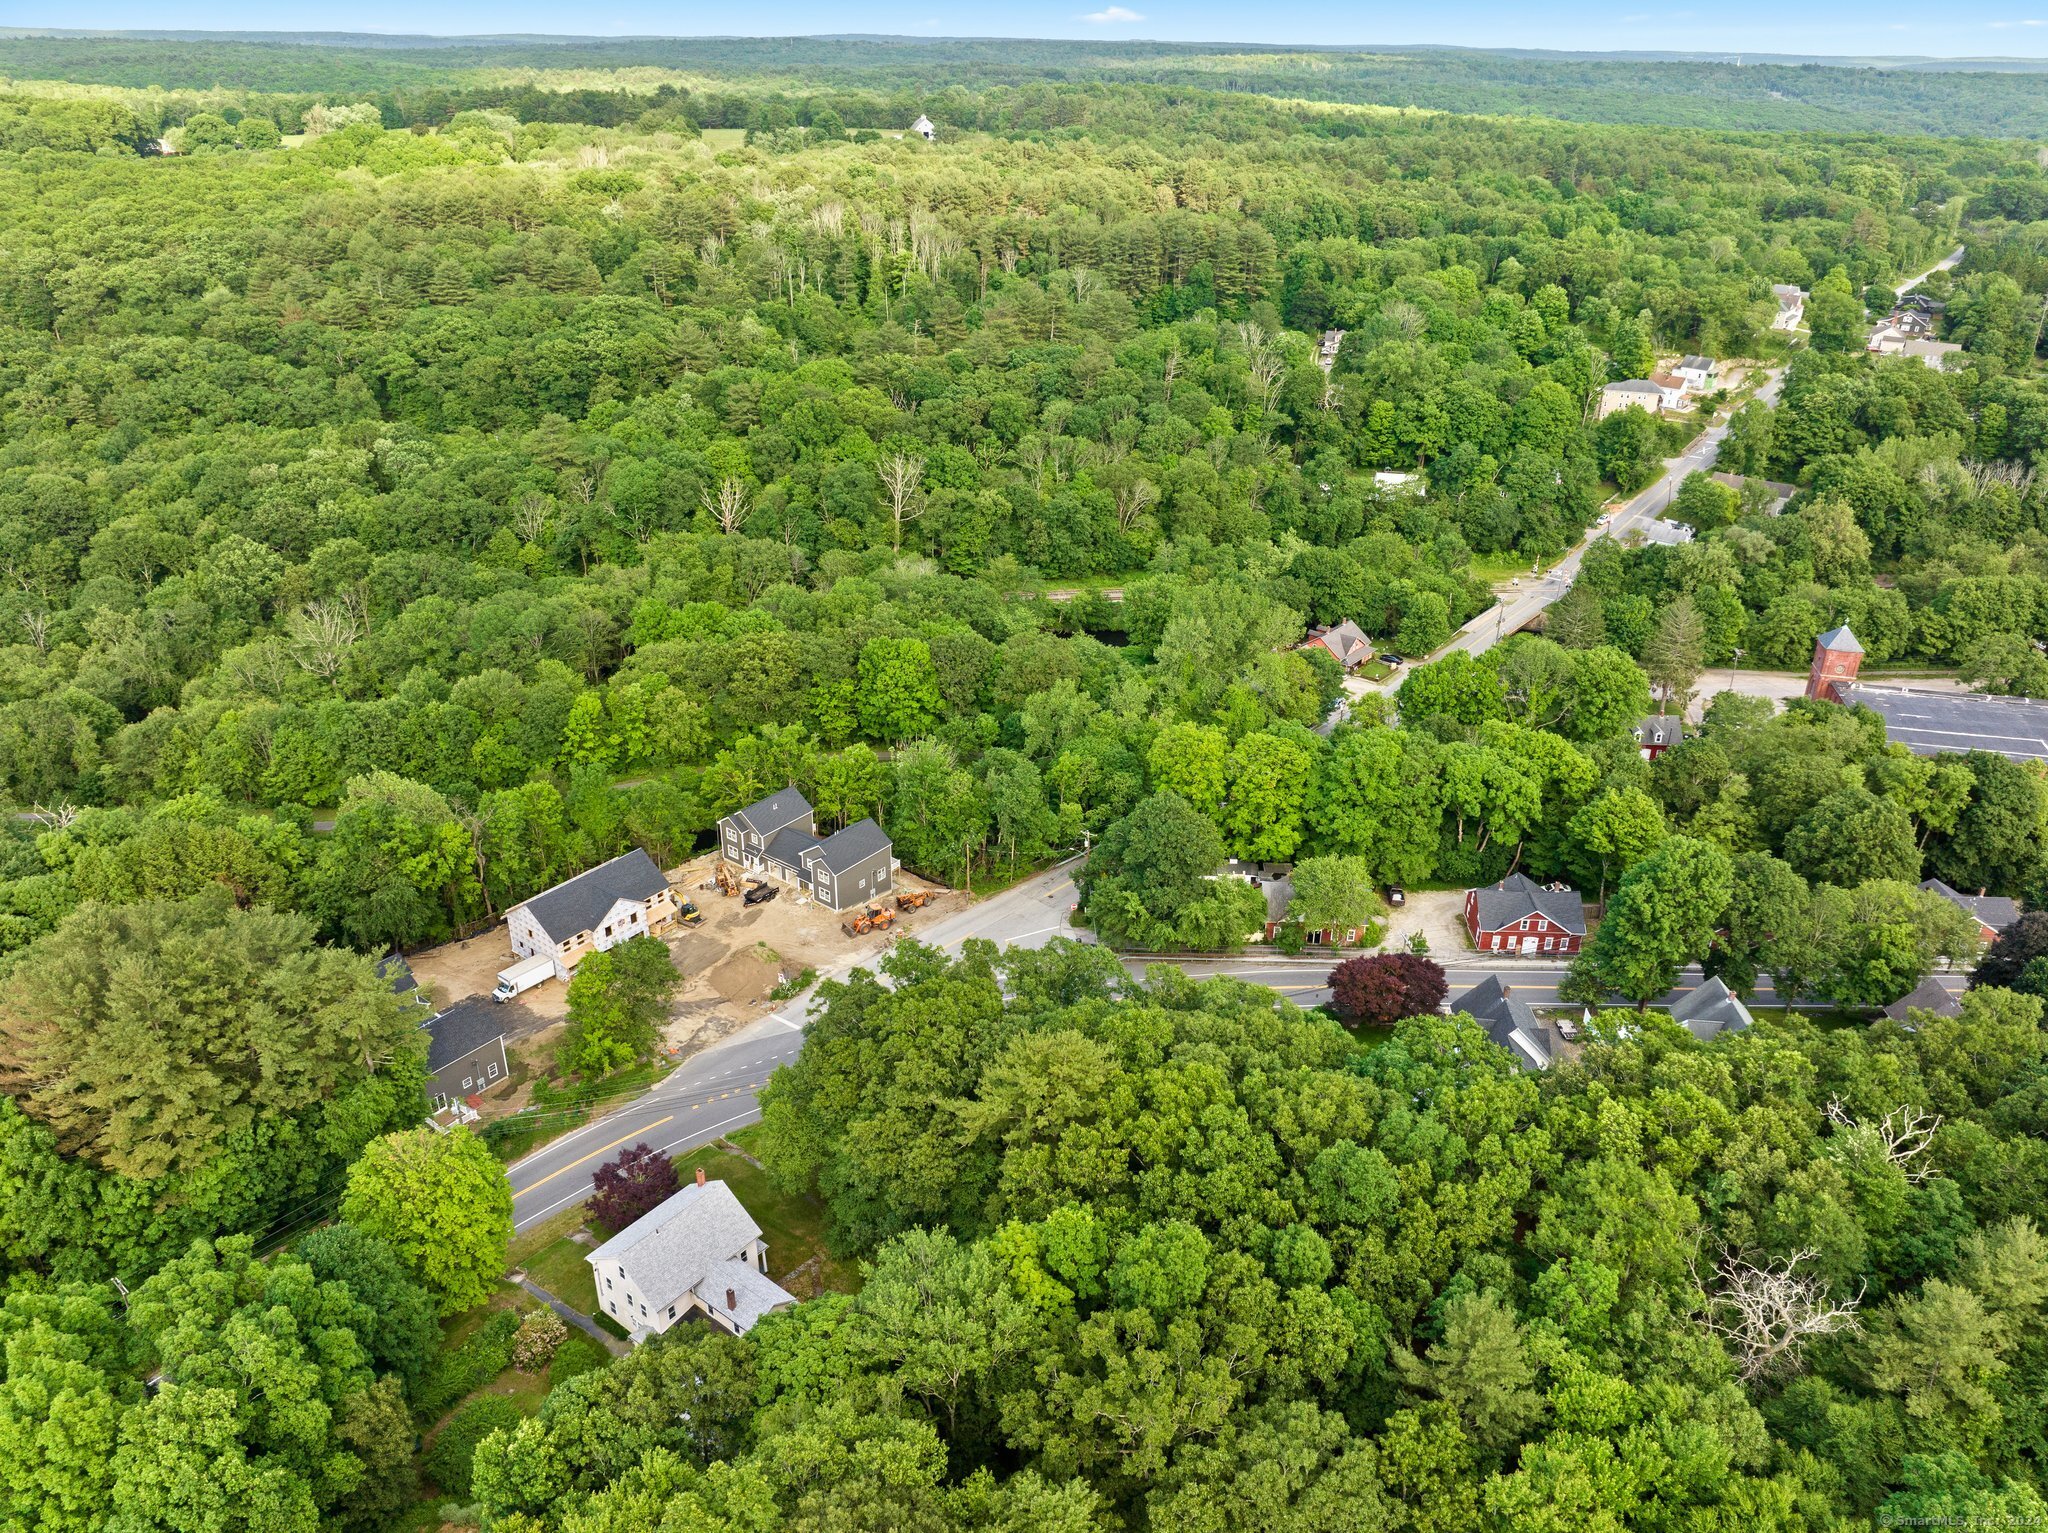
[[18, 4, 2048, 59]]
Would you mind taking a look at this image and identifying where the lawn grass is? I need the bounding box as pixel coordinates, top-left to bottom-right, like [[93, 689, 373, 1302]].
[[674, 1142, 861, 1295], [522, 1236, 600, 1315], [1467, 551, 1541, 581], [483, 1055, 676, 1164]]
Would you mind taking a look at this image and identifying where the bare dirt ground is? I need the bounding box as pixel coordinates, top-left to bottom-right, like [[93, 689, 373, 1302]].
[[400, 853, 968, 1064]]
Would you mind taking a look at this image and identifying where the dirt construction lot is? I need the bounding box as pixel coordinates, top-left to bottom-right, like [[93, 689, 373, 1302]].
[[404, 852, 965, 1062]]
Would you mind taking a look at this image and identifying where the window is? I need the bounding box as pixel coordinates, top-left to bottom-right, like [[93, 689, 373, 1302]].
[[860, 877, 868, 889], [604, 1277, 611, 1291], [604, 924, 613, 937], [462, 1076, 474, 1091], [487, 1061, 499, 1080], [667, 1305, 676, 1319]]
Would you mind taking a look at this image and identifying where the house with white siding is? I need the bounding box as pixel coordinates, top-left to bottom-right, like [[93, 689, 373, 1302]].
[[505, 848, 678, 979], [587, 1169, 797, 1341]]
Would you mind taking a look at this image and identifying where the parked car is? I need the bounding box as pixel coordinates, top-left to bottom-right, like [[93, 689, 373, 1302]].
[[1380, 654, 1405, 667], [1385, 885, 1407, 907]]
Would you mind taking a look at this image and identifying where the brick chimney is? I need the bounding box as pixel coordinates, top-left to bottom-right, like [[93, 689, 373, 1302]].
[[1806, 626, 1863, 703], [694, 1166, 706, 1186], [726, 1287, 737, 1311]]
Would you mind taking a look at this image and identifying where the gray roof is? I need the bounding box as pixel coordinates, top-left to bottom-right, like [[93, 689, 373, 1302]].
[[1307, 620, 1373, 667], [515, 848, 671, 943], [765, 824, 823, 871], [1842, 685, 2048, 764], [807, 817, 893, 875], [1469, 873, 1587, 937], [1452, 976, 1552, 1071], [1635, 715, 1683, 746], [1679, 355, 1713, 371], [1668, 977, 1753, 1041], [1883, 976, 1962, 1023], [422, 997, 506, 1073], [693, 1258, 798, 1334], [1814, 625, 1862, 654], [730, 787, 814, 838], [1606, 379, 1663, 396], [377, 952, 419, 995], [1920, 878, 2020, 932], [587, 1179, 764, 1309], [1773, 283, 1806, 300]]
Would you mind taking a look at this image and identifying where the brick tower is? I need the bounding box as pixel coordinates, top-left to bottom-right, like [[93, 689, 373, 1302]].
[[1806, 625, 1863, 703]]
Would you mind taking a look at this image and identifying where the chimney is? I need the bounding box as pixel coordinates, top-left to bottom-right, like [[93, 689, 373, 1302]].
[[726, 1287, 737, 1311], [694, 1167, 705, 1187]]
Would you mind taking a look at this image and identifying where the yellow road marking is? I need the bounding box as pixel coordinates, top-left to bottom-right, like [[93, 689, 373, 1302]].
[[512, 1115, 674, 1197]]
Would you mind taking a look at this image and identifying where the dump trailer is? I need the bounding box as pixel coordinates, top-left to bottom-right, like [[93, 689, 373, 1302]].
[[895, 889, 937, 911], [743, 880, 779, 907], [492, 954, 555, 1003]]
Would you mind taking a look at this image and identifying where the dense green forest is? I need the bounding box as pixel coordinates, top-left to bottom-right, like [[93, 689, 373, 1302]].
[[5, 52, 2048, 1533], [14, 33, 2048, 136]]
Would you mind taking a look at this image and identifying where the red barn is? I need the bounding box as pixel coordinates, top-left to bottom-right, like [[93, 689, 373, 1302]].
[[1465, 873, 1588, 956]]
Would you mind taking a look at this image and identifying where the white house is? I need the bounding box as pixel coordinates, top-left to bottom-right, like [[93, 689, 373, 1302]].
[[1771, 284, 1806, 331], [587, 1170, 798, 1341], [910, 114, 937, 141], [1674, 355, 1716, 391], [505, 848, 678, 979]]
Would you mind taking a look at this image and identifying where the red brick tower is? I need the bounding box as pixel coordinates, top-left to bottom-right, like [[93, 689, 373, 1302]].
[[1806, 626, 1863, 703]]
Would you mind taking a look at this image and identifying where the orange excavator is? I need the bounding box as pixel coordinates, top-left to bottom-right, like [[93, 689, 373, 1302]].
[[842, 905, 896, 938], [895, 889, 937, 912]]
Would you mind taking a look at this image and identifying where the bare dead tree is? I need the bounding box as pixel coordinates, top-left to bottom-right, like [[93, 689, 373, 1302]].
[[25, 801, 78, 830], [1826, 1099, 1942, 1182], [513, 491, 553, 544], [288, 599, 363, 682], [18, 610, 50, 656], [878, 453, 927, 552], [1113, 478, 1158, 532], [1694, 1247, 1864, 1384], [701, 476, 752, 536], [1161, 345, 1181, 404]]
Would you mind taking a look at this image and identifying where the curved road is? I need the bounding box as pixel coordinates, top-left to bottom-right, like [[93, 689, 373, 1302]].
[[503, 847, 1955, 1230]]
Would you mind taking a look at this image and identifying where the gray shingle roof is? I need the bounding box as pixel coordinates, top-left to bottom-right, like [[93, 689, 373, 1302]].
[[807, 818, 892, 874], [516, 849, 670, 944], [1883, 976, 1961, 1023], [693, 1258, 798, 1334], [765, 825, 823, 872], [732, 788, 814, 838], [1452, 977, 1552, 1071], [1680, 355, 1713, 371], [1815, 625, 1862, 653], [587, 1180, 764, 1309], [423, 997, 506, 1073], [1469, 874, 1587, 937], [377, 952, 419, 995], [1668, 977, 1753, 1040], [1606, 379, 1663, 397], [1920, 878, 2020, 932], [1636, 715, 1683, 746]]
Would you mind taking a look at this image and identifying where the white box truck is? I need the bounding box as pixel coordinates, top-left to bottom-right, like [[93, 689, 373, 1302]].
[[492, 954, 555, 1003]]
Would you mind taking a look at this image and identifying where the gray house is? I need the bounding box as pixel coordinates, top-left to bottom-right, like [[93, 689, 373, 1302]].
[[423, 997, 509, 1112], [718, 789, 895, 912], [1669, 977, 1753, 1041], [1451, 976, 1563, 1072]]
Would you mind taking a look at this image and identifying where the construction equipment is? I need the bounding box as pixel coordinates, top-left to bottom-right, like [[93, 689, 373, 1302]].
[[841, 905, 896, 938], [895, 889, 937, 912], [677, 899, 703, 927], [743, 881, 779, 907], [712, 861, 740, 897]]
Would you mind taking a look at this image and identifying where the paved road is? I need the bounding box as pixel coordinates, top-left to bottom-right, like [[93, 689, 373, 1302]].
[[1898, 246, 1965, 296], [504, 860, 1088, 1231], [1350, 369, 1785, 700]]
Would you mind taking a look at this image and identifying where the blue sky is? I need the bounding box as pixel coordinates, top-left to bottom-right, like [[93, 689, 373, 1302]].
[[23, 4, 2048, 59]]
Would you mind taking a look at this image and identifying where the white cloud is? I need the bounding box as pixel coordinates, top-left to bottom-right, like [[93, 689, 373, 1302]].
[[1988, 16, 2048, 24], [1081, 5, 1145, 21]]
